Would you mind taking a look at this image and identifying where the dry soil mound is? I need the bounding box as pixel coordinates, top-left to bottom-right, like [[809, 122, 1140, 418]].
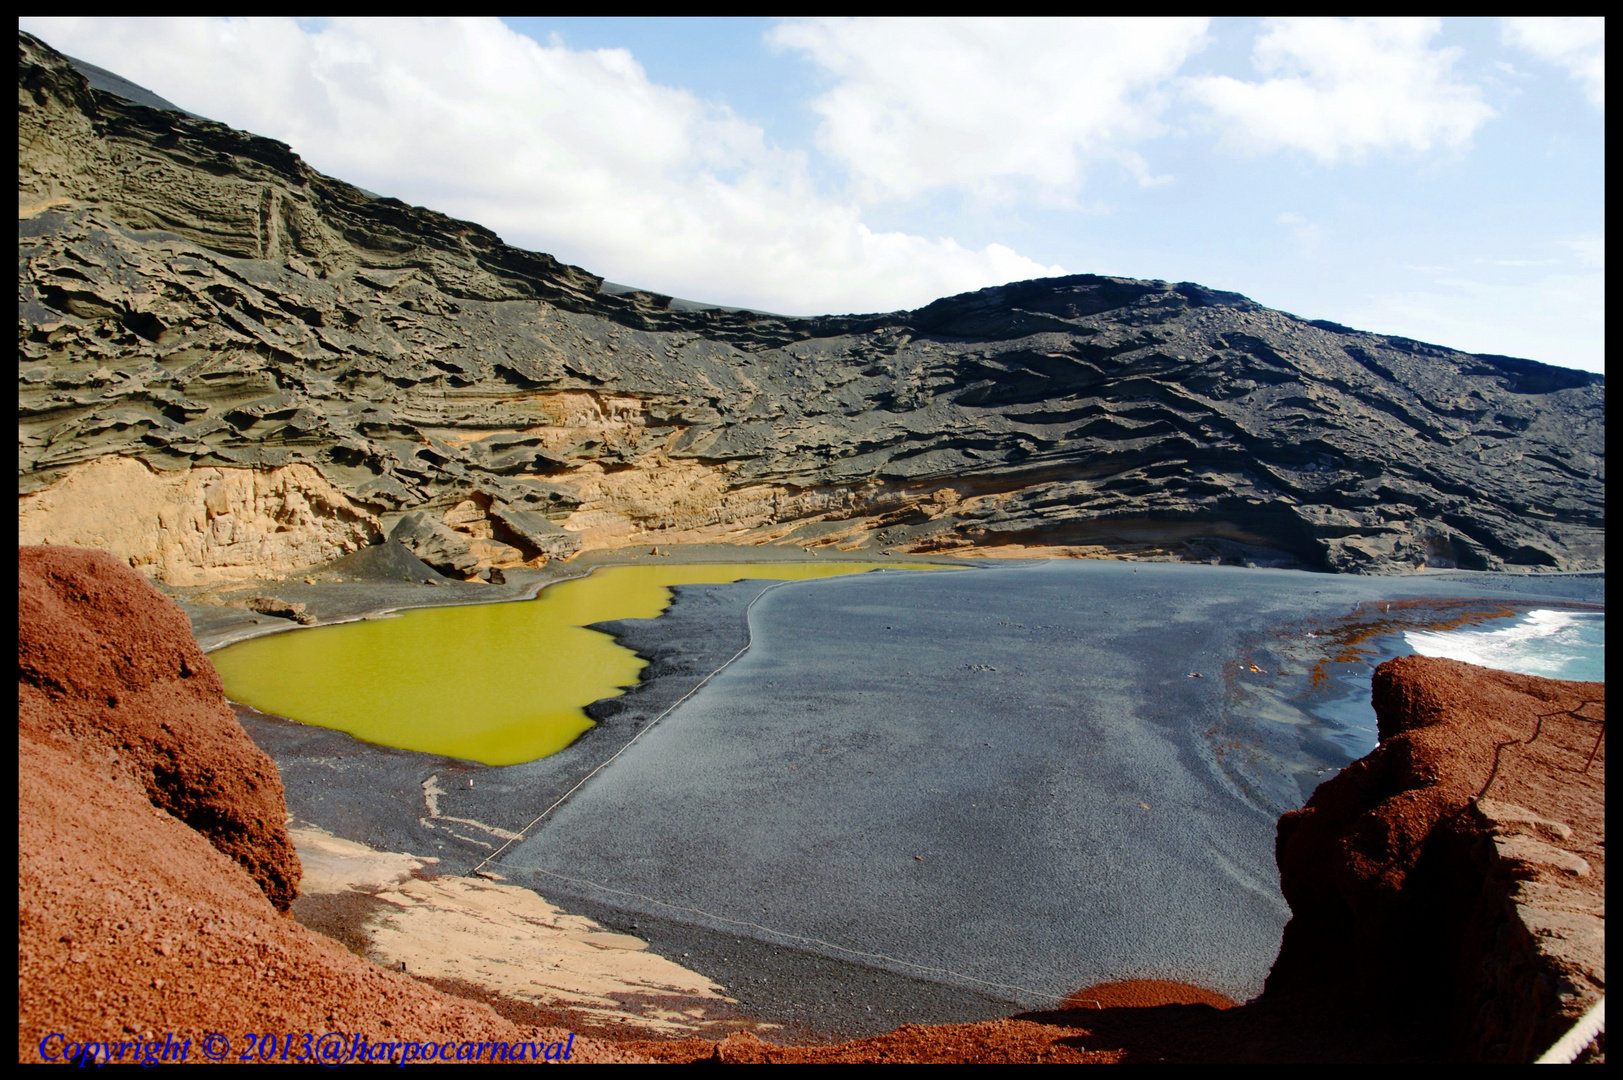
[[19, 546, 300, 909], [17, 546, 631, 1063]]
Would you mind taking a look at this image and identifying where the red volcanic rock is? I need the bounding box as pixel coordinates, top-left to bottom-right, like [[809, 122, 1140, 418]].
[[18, 546, 299, 909], [1269, 655, 1603, 1062], [17, 546, 631, 1063], [1063, 980, 1235, 1011]]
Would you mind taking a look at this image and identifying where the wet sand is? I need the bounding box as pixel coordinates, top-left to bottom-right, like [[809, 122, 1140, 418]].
[[216, 556, 1602, 1038]]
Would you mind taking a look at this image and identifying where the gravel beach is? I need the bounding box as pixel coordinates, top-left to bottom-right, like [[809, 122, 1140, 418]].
[[217, 557, 1602, 1038]]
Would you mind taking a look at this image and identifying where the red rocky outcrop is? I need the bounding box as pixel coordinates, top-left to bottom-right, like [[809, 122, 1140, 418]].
[[19, 547, 301, 908], [1269, 655, 1603, 1062], [17, 546, 626, 1063]]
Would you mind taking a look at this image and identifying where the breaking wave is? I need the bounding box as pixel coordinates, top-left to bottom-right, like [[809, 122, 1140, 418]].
[[1404, 609, 1605, 683]]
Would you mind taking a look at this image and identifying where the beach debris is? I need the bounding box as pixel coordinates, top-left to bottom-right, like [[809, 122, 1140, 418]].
[[1249, 664, 1262, 673], [914, 856, 923, 861], [1187, 672, 1204, 678], [1139, 802, 1151, 811]]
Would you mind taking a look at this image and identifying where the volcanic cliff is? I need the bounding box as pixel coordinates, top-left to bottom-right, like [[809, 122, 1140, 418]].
[[18, 31, 1604, 585]]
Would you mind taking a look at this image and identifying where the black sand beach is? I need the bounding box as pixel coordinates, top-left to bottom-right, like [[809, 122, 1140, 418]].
[[218, 559, 1602, 1039]]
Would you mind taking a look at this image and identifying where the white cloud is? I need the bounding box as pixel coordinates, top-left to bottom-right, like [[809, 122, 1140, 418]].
[[1501, 17, 1605, 108], [768, 17, 1210, 202], [19, 17, 1062, 315], [1564, 234, 1605, 270], [1185, 18, 1496, 163]]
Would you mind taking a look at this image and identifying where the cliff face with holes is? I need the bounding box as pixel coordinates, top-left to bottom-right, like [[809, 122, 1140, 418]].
[[18, 31, 1606, 584], [1268, 656, 1604, 1063]]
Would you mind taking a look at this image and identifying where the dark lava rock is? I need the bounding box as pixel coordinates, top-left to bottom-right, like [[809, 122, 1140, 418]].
[[319, 538, 456, 584], [17, 31, 1604, 575]]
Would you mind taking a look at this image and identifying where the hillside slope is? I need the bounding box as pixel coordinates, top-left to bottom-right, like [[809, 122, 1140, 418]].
[[18, 31, 1604, 582], [18, 547, 627, 1063]]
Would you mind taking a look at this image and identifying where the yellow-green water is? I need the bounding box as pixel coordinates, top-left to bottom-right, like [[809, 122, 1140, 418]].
[[210, 563, 926, 766]]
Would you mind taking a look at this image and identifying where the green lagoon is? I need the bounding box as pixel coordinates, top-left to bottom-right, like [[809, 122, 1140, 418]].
[[209, 563, 924, 766]]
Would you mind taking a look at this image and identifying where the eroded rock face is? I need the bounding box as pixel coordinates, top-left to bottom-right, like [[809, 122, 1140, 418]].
[[18, 31, 1606, 579], [1268, 655, 1604, 1063], [17, 545, 301, 908], [17, 456, 377, 585]]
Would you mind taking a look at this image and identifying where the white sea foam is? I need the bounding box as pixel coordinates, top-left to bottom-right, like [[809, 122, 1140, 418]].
[[1404, 609, 1605, 682]]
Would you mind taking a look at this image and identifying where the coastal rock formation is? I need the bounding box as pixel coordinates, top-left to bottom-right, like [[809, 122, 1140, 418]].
[[1269, 655, 1604, 1062], [14, 566, 1604, 1062], [18, 456, 377, 585], [18, 31, 1605, 582], [17, 545, 627, 1063], [18, 545, 301, 908]]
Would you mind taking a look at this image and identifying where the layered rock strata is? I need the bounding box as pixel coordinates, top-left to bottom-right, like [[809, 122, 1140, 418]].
[[17, 546, 628, 1063], [18, 31, 1605, 583]]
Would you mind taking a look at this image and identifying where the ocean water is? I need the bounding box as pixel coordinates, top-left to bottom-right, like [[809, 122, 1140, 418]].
[[1274, 607, 1605, 806], [1404, 608, 1605, 683]]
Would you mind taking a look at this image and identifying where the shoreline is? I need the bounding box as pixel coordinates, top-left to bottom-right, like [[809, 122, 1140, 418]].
[[179, 543, 986, 653], [220, 557, 1602, 1038], [225, 555, 1597, 1039], [178, 544, 1605, 656], [20, 547, 1603, 1062]]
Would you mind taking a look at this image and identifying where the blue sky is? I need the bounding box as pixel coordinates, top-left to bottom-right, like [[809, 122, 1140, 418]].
[[22, 18, 1605, 371]]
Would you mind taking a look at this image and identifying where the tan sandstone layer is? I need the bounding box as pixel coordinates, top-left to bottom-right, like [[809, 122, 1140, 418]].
[[18, 456, 378, 586]]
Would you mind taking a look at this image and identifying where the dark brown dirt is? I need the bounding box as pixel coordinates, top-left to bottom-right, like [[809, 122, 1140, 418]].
[[17, 546, 635, 1063]]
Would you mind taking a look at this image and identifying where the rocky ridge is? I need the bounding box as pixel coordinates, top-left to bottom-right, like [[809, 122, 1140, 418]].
[[18, 31, 1605, 583]]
